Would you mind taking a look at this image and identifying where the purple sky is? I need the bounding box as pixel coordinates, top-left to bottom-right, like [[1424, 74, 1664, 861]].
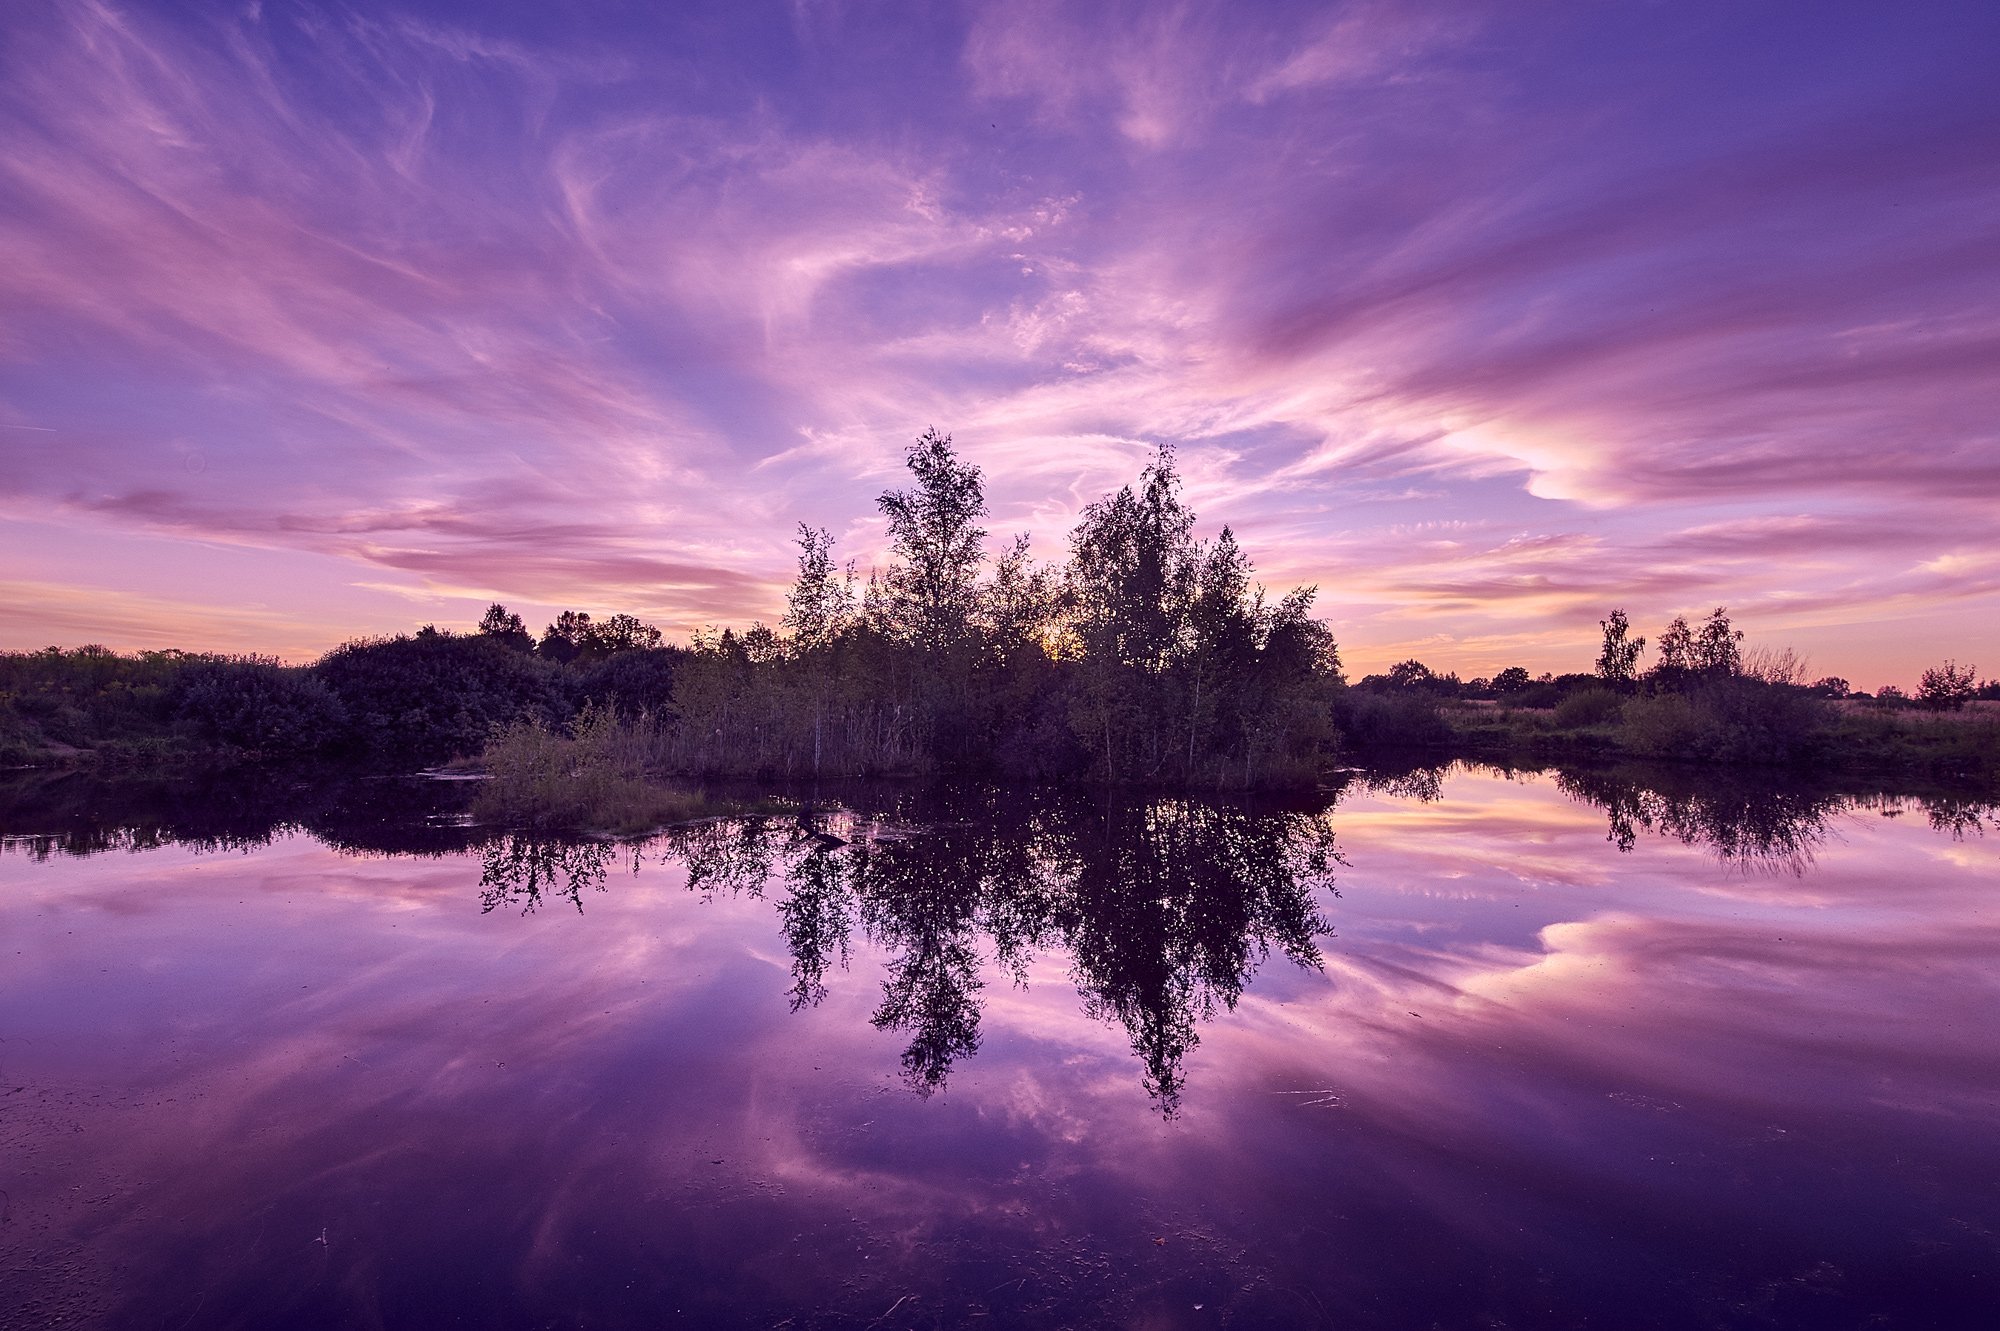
[[3, 1, 1996, 685]]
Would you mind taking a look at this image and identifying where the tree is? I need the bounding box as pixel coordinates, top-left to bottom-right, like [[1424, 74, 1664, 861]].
[[1595, 608, 1645, 684], [876, 428, 988, 651], [591, 614, 663, 654], [782, 524, 855, 657], [1062, 447, 1199, 779], [1655, 616, 1695, 673], [978, 533, 1058, 665], [477, 603, 534, 652], [1492, 666, 1532, 695], [1065, 447, 1197, 673], [1387, 659, 1436, 691], [1693, 607, 1743, 677], [539, 611, 595, 663], [1917, 660, 1978, 710], [538, 610, 660, 661]]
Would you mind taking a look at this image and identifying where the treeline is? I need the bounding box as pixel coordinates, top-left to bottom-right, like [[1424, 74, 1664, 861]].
[[652, 430, 1342, 786], [1, 431, 1342, 785], [0, 620, 679, 767], [7, 429, 1993, 786], [1406, 608, 1998, 777]]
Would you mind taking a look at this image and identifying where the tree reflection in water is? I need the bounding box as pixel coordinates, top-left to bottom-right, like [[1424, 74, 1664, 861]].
[[466, 767, 1997, 1107], [478, 837, 618, 914], [644, 789, 1344, 1116], [1552, 767, 1847, 873]]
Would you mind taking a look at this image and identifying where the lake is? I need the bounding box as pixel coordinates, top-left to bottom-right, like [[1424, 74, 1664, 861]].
[[3, 764, 1997, 1328]]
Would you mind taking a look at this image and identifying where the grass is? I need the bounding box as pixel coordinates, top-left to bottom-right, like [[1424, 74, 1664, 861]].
[[471, 705, 787, 834]]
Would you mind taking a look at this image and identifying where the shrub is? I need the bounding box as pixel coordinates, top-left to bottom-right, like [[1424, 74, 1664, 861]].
[[171, 659, 346, 754], [314, 632, 565, 761], [1333, 689, 1451, 750], [1917, 660, 1978, 711], [1554, 687, 1625, 728], [570, 647, 681, 716], [1618, 678, 1829, 766]]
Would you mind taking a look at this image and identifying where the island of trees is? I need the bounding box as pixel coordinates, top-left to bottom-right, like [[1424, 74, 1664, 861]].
[[3, 430, 1995, 798]]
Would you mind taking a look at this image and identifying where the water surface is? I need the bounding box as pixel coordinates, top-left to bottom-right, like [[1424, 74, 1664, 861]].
[[3, 767, 1997, 1328]]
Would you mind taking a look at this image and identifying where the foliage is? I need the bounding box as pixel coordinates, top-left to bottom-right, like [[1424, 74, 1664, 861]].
[[476, 603, 535, 652], [473, 704, 714, 834], [1332, 688, 1451, 750], [170, 658, 347, 754], [873, 427, 987, 652], [1618, 677, 1829, 765], [312, 631, 566, 761], [1594, 609, 1645, 684], [660, 434, 1343, 788], [1918, 660, 1978, 710], [536, 609, 664, 663], [1554, 686, 1626, 728]]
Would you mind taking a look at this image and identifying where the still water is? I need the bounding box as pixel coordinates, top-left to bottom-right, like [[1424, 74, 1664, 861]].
[[3, 766, 1997, 1328]]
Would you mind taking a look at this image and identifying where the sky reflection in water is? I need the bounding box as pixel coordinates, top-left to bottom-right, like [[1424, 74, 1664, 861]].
[[2, 768, 1998, 1328]]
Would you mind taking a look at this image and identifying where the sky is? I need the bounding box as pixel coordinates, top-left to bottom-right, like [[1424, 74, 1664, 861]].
[[2, 0, 1996, 686]]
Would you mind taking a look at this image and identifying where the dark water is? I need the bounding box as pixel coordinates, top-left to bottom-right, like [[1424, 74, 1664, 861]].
[[3, 766, 1998, 1329]]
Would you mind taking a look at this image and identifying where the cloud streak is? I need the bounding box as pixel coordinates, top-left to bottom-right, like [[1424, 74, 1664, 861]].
[[1, 0, 1996, 681]]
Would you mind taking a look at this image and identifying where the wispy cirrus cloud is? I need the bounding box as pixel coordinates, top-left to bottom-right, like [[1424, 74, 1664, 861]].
[[1, 0, 1996, 682]]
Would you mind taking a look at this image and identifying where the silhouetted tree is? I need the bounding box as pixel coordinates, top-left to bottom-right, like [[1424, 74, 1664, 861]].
[[1918, 660, 1978, 710], [1693, 606, 1743, 677], [875, 427, 988, 652], [477, 603, 535, 652], [1595, 608, 1645, 685]]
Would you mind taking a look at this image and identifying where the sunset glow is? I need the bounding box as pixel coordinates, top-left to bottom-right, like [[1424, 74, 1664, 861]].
[[4, 1, 1996, 687]]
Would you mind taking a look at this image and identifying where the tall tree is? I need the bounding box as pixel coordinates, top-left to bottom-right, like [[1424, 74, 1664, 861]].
[[1065, 446, 1196, 673], [782, 524, 854, 656], [1595, 608, 1646, 684], [1692, 607, 1743, 677], [876, 428, 988, 651], [1655, 616, 1695, 673]]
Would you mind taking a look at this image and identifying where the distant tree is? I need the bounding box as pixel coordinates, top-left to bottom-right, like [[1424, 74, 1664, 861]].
[[477, 603, 535, 653], [1807, 676, 1851, 699], [1387, 660, 1435, 691], [741, 622, 782, 665], [539, 611, 594, 663], [1492, 665, 1532, 695], [538, 610, 660, 661], [781, 524, 855, 656], [1917, 660, 1978, 710], [876, 428, 988, 651], [1594, 608, 1645, 684], [591, 613, 663, 654], [1655, 616, 1695, 673], [1692, 607, 1743, 677]]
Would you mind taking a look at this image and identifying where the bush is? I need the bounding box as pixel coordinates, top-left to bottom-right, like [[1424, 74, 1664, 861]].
[[313, 632, 565, 762], [172, 659, 346, 754], [1918, 661, 1978, 711], [1618, 694, 1703, 758], [1333, 689, 1451, 750], [1554, 688, 1625, 728], [1618, 678, 1828, 766], [570, 647, 681, 716]]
